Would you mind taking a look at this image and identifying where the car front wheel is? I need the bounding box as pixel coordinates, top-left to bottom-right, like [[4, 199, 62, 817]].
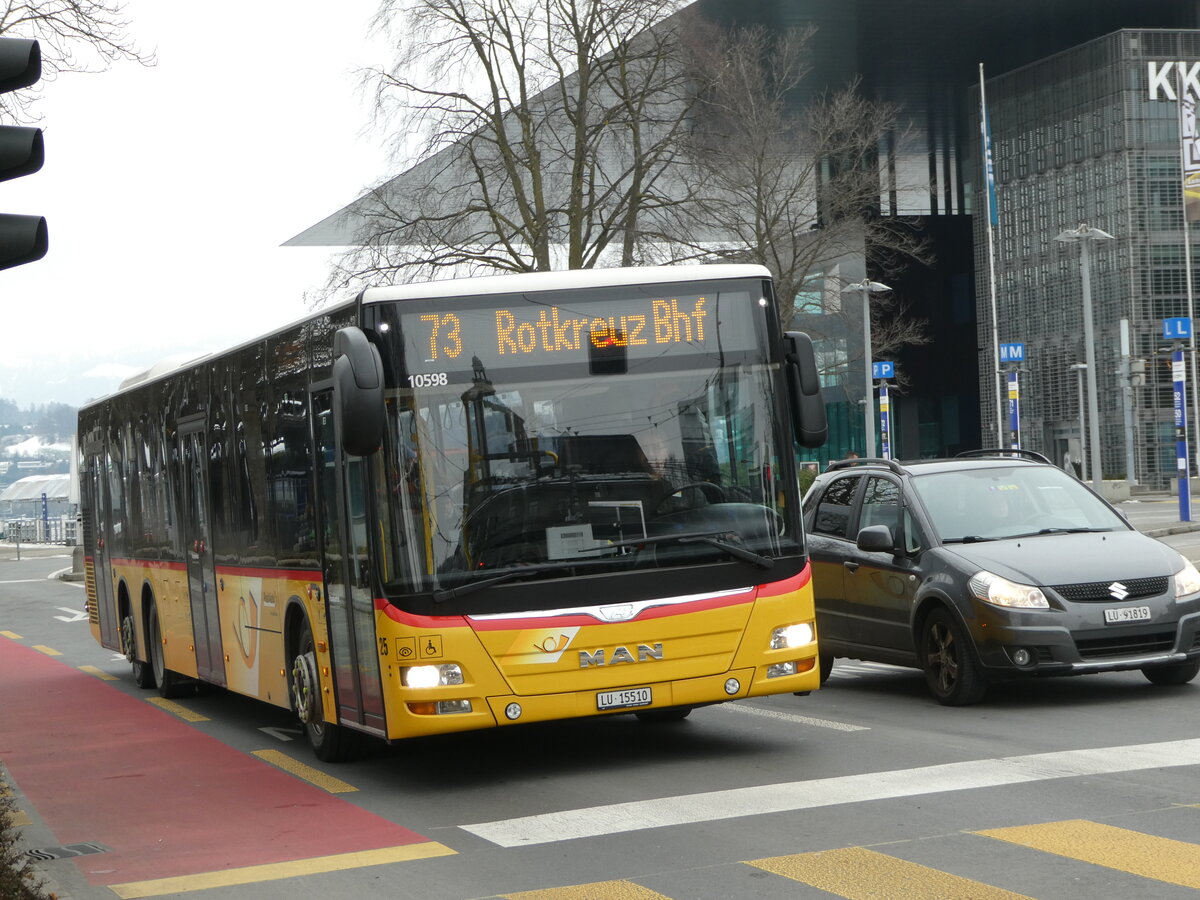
[[919, 606, 987, 706]]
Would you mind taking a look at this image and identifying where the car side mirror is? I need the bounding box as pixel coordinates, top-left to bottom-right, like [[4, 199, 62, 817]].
[[856, 524, 895, 553]]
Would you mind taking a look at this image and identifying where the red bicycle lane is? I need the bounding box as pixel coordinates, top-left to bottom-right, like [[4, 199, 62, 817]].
[[0, 637, 454, 896]]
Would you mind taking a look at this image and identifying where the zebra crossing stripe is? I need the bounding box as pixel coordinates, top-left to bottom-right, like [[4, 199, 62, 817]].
[[462, 738, 1200, 847]]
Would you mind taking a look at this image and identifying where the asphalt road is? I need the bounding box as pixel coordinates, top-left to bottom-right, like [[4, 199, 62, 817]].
[[2, 540, 1199, 900]]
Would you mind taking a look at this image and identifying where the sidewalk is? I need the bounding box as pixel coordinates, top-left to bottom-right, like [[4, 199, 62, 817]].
[[1114, 492, 1200, 538]]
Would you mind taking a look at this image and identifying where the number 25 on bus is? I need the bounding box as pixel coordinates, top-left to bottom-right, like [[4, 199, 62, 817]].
[[78, 265, 828, 761]]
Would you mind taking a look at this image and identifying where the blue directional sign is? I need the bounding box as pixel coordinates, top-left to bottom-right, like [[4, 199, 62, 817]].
[[1164, 317, 1193, 340], [872, 361, 895, 379], [999, 342, 1025, 363]]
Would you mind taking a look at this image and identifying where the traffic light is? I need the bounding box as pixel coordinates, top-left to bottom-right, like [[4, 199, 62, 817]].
[[0, 37, 46, 271]]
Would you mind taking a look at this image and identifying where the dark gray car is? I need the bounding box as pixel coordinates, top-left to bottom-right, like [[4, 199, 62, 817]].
[[803, 450, 1200, 705]]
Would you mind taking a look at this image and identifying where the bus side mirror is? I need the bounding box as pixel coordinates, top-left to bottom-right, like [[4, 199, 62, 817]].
[[784, 331, 828, 449], [333, 326, 385, 456]]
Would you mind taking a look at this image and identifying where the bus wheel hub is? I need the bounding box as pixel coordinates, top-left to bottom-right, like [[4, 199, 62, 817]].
[[291, 652, 319, 724]]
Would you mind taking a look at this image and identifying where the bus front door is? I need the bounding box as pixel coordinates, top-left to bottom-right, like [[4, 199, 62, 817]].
[[82, 448, 118, 650], [313, 390, 386, 735], [180, 423, 226, 685]]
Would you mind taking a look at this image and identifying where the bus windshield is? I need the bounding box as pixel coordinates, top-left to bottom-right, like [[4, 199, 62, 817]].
[[367, 279, 797, 595]]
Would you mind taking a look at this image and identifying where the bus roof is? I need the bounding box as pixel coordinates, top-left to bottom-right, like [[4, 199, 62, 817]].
[[358, 264, 772, 305]]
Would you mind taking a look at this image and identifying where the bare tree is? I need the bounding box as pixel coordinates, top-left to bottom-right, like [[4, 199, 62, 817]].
[[667, 23, 930, 378], [325, 0, 693, 291], [0, 0, 154, 122]]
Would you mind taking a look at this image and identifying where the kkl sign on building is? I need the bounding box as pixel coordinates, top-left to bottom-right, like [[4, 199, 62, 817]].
[[1149, 61, 1200, 223]]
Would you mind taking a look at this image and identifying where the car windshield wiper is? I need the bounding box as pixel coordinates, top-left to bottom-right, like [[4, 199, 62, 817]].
[[1008, 526, 1117, 538], [432, 563, 575, 603], [595, 530, 775, 569], [941, 535, 999, 544]]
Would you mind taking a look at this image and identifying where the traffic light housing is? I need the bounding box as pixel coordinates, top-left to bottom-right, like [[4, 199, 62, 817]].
[[0, 37, 47, 271]]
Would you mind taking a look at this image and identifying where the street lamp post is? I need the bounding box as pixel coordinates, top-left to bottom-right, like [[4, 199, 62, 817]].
[[841, 278, 892, 458], [1055, 224, 1115, 492], [1069, 362, 1087, 480]]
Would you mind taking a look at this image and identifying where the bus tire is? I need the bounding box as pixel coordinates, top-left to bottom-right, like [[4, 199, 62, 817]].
[[291, 620, 351, 762], [148, 601, 186, 699], [122, 612, 155, 689]]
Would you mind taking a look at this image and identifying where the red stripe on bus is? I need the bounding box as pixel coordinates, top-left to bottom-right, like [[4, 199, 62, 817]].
[[106, 559, 323, 582], [755, 566, 811, 598], [0, 641, 429, 887], [376, 601, 471, 629], [110, 557, 187, 572]]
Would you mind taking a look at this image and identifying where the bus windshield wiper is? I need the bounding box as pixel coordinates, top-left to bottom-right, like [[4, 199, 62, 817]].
[[431, 563, 574, 603], [596, 531, 774, 569]]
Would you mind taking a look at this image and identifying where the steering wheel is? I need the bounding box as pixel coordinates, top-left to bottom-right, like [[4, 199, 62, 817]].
[[655, 481, 726, 513]]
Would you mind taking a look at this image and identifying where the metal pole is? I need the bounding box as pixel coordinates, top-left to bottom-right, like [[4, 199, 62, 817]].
[[1119, 319, 1137, 486], [1075, 365, 1087, 481], [1080, 240, 1103, 491], [862, 288, 875, 458]]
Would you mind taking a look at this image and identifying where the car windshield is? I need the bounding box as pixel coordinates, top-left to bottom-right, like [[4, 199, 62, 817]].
[[910, 464, 1129, 542], [365, 281, 799, 596]]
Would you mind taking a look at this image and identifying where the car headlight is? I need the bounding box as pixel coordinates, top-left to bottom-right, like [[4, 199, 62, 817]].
[[1174, 557, 1200, 598], [968, 571, 1049, 609]]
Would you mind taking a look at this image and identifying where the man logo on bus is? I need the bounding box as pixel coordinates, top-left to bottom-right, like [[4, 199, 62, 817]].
[[579, 643, 664, 667]]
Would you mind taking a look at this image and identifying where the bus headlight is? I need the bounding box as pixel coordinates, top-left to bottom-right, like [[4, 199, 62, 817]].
[[403, 663, 464, 688], [771, 623, 814, 650]]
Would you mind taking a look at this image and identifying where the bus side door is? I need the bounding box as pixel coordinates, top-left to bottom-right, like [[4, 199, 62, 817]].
[[180, 422, 226, 685], [81, 446, 119, 650], [312, 389, 386, 735]]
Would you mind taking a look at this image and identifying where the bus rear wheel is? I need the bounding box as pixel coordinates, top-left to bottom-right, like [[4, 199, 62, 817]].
[[122, 613, 155, 689], [291, 621, 351, 762], [148, 601, 186, 699]]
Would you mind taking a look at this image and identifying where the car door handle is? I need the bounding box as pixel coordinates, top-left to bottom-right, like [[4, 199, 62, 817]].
[[843, 561, 860, 573]]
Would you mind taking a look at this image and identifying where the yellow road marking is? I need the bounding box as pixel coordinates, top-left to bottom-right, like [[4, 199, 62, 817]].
[[79, 665, 118, 681], [503, 883, 670, 899], [146, 697, 209, 722], [252, 749, 358, 793], [32, 645, 60, 656], [108, 841, 456, 898], [0, 630, 20, 639], [749, 846, 1033, 900], [977, 819, 1200, 889]]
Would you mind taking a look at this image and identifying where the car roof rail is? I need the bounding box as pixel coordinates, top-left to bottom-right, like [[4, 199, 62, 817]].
[[955, 448, 1053, 465], [824, 457, 907, 474]]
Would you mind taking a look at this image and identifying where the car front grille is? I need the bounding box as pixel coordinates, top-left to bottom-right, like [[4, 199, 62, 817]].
[[1051, 576, 1169, 603], [1075, 631, 1176, 660]]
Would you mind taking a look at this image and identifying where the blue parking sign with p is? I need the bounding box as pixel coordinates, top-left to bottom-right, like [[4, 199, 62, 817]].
[[872, 361, 894, 379]]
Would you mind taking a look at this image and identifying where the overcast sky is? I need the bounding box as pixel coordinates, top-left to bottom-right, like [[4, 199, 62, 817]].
[[1, 0, 391, 408]]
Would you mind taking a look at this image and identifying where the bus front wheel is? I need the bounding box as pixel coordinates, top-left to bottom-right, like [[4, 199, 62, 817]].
[[291, 621, 350, 762]]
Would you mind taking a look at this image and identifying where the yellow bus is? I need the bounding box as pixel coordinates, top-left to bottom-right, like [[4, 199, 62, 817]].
[[79, 265, 827, 760]]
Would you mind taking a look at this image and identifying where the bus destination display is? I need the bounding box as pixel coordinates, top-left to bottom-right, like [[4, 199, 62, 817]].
[[399, 290, 759, 378]]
